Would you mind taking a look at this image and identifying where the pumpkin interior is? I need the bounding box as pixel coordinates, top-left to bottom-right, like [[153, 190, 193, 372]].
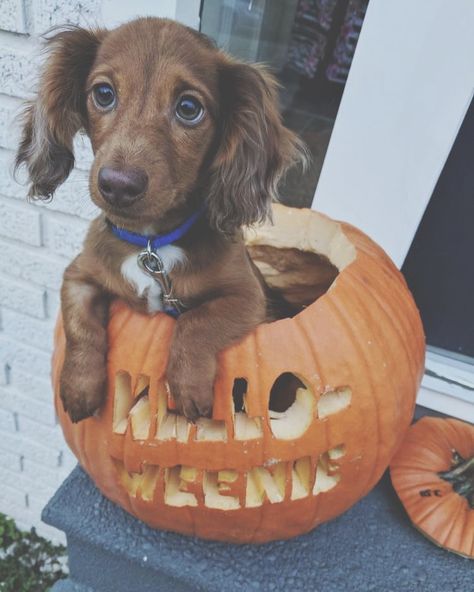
[[245, 206, 356, 315], [109, 208, 357, 510]]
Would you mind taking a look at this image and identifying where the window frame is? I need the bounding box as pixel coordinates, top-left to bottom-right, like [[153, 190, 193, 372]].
[[310, 0, 474, 419]]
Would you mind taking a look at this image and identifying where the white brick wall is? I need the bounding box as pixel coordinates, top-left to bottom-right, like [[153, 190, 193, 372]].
[[1, 0, 28, 34], [0, 0, 199, 544]]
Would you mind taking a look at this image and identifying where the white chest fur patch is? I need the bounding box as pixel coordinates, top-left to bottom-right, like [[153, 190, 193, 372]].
[[121, 245, 186, 313]]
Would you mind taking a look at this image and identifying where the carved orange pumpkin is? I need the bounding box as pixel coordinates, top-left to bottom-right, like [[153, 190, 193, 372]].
[[390, 417, 474, 559], [52, 205, 425, 543]]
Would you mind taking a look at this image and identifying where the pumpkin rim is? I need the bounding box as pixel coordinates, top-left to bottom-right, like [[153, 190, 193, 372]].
[[244, 203, 358, 326]]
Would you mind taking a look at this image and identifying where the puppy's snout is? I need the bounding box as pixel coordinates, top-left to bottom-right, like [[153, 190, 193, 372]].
[[98, 166, 148, 207]]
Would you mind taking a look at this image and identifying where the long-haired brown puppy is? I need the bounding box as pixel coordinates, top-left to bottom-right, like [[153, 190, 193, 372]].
[[16, 18, 304, 422]]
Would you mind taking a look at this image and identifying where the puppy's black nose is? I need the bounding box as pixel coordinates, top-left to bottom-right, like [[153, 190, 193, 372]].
[[98, 166, 148, 207]]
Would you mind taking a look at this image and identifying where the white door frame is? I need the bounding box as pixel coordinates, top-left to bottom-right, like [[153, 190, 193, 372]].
[[311, 0, 474, 421]]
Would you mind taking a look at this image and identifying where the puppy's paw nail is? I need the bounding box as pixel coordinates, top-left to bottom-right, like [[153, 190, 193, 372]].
[[197, 403, 213, 418], [181, 401, 199, 423]]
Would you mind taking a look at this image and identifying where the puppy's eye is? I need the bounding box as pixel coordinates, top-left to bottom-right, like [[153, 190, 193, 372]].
[[92, 83, 116, 110], [175, 95, 204, 124]]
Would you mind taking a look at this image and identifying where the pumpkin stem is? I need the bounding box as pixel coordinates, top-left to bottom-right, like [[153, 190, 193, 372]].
[[438, 450, 474, 509]]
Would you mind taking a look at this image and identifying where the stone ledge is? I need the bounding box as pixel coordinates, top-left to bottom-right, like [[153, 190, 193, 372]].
[[44, 465, 472, 592]]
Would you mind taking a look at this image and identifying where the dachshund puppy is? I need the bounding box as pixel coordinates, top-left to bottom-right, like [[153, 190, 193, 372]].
[[15, 18, 304, 422]]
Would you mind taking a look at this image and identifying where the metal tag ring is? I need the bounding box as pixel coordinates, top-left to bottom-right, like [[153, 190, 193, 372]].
[[137, 250, 165, 275]]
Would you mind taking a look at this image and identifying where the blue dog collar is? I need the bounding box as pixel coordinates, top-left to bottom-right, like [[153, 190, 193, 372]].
[[109, 206, 205, 249], [109, 207, 205, 319]]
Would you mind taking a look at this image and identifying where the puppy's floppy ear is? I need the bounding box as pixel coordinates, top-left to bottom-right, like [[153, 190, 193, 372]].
[[15, 26, 107, 200], [206, 58, 307, 234]]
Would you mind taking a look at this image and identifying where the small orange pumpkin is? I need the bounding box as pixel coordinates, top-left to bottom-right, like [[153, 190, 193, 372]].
[[390, 417, 474, 559], [53, 205, 425, 543]]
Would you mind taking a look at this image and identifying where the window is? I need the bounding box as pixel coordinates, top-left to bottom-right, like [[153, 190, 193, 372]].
[[201, 0, 369, 206], [202, 1, 474, 420], [309, 0, 474, 420]]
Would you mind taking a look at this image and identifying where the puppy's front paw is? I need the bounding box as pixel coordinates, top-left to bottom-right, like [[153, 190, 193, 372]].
[[167, 354, 216, 422], [60, 354, 107, 423]]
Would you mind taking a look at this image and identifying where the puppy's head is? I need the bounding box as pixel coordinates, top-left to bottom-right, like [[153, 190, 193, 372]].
[[16, 18, 305, 233]]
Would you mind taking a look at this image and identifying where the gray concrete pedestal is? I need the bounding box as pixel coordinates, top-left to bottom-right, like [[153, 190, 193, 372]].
[[44, 465, 471, 592]]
